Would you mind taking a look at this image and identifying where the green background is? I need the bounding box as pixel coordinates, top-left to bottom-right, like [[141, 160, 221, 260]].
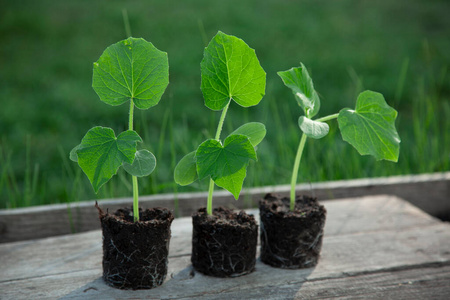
[[1, 0, 449, 208]]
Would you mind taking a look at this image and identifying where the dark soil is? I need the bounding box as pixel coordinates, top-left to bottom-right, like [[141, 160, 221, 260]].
[[191, 207, 258, 277], [96, 203, 174, 289], [259, 193, 326, 269]]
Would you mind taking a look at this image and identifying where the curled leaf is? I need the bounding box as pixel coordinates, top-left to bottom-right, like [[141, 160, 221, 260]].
[[69, 144, 81, 162], [278, 63, 320, 118], [298, 116, 329, 139]]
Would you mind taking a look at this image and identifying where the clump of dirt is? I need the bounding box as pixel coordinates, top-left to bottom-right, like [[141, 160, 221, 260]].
[[259, 193, 326, 269], [191, 206, 258, 277], [97, 204, 174, 289]]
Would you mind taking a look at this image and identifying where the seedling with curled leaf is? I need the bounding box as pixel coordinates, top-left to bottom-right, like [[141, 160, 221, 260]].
[[174, 31, 266, 215], [70, 37, 169, 222], [279, 63, 401, 210]]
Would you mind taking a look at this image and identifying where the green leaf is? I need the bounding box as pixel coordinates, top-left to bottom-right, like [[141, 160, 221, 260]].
[[196, 134, 256, 197], [214, 166, 247, 200], [174, 151, 198, 186], [278, 63, 320, 118], [92, 37, 169, 110], [123, 149, 156, 177], [77, 127, 142, 192], [338, 90, 401, 162], [229, 122, 266, 147], [298, 116, 329, 139], [201, 31, 266, 110]]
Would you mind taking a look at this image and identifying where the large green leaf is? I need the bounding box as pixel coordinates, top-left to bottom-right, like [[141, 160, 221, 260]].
[[196, 134, 257, 197], [92, 37, 169, 110], [278, 63, 320, 118], [201, 31, 266, 110], [123, 149, 156, 177], [174, 151, 198, 186], [228, 122, 266, 147], [76, 127, 142, 192], [338, 90, 400, 162], [298, 116, 329, 139]]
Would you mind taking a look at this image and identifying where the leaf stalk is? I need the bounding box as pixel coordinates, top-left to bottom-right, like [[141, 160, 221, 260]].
[[315, 113, 339, 123], [129, 99, 140, 222], [215, 101, 230, 140], [289, 113, 338, 211], [290, 133, 307, 211], [206, 100, 231, 215]]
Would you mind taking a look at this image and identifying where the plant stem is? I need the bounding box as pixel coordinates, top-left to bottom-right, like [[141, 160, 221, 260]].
[[132, 176, 139, 221], [316, 113, 339, 123], [129, 100, 140, 222], [214, 101, 230, 140], [206, 100, 231, 215], [290, 133, 307, 211], [206, 178, 215, 215], [129, 100, 134, 131], [289, 113, 338, 211]]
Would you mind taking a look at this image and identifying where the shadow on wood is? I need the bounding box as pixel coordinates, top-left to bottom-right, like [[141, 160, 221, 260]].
[[59, 261, 315, 299]]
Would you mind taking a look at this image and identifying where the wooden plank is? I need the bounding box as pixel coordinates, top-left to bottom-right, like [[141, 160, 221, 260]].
[[181, 265, 450, 300], [4, 263, 449, 300], [1, 196, 450, 299], [0, 172, 448, 243], [0, 196, 440, 281], [2, 223, 450, 299], [295, 265, 450, 300]]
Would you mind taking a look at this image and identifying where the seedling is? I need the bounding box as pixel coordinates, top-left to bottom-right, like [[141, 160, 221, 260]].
[[70, 37, 169, 221], [174, 31, 266, 215], [279, 63, 400, 210]]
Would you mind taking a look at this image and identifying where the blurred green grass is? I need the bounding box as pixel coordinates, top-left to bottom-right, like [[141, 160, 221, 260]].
[[1, 0, 449, 208]]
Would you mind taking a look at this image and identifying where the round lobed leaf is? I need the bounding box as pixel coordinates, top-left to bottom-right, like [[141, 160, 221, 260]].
[[196, 134, 257, 180], [200, 31, 266, 111], [338, 90, 401, 162], [76, 127, 142, 193], [174, 151, 198, 186], [228, 122, 267, 147], [123, 149, 156, 177], [92, 37, 169, 110]]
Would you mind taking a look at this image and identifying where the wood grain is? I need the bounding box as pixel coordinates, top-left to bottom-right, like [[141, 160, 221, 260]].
[[1, 195, 450, 299]]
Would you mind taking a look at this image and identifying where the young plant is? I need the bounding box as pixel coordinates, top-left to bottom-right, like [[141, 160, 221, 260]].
[[70, 38, 169, 221], [279, 63, 401, 210], [174, 31, 266, 215]]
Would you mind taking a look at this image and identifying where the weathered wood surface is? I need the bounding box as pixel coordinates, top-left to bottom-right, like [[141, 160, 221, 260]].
[[1, 195, 450, 299], [1, 172, 449, 243]]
